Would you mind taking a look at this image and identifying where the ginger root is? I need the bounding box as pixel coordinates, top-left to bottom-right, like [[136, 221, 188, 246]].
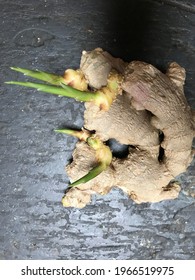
[[64, 49, 194, 207], [7, 48, 195, 208]]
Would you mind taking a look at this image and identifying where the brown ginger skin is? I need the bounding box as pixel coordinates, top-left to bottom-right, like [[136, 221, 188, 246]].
[[84, 94, 160, 158], [63, 49, 195, 208], [122, 61, 195, 176], [80, 48, 112, 89], [63, 142, 179, 208], [82, 49, 160, 158]]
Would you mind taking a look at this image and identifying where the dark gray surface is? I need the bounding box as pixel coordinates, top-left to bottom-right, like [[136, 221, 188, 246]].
[[0, 0, 195, 260]]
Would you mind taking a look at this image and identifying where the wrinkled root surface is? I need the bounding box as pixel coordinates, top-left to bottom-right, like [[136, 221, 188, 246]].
[[62, 48, 195, 208]]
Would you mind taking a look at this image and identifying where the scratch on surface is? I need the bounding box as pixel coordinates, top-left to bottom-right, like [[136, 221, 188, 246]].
[[154, 0, 195, 13], [172, 202, 195, 219]]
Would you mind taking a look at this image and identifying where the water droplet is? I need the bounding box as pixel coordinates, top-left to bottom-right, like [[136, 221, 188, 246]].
[[13, 28, 55, 47]]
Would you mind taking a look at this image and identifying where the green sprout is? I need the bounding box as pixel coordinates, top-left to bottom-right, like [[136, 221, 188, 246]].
[[55, 128, 112, 187], [6, 67, 122, 110]]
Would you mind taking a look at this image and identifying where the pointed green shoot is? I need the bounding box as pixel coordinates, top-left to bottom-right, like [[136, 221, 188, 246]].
[[10, 67, 65, 86], [71, 135, 112, 187], [70, 162, 106, 187], [5, 81, 97, 102], [6, 68, 124, 110], [55, 128, 91, 141], [55, 128, 112, 187]]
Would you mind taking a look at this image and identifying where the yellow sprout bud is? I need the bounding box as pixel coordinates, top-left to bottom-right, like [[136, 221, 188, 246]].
[[63, 69, 88, 91]]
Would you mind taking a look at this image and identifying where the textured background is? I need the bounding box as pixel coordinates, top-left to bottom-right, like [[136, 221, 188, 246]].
[[0, 0, 195, 259]]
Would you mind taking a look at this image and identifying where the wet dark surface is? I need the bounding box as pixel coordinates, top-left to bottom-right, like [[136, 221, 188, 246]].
[[0, 0, 195, 259]]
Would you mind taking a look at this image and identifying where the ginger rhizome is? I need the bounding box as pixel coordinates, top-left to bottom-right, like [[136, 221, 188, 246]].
[[7, 48, 195, 208]]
